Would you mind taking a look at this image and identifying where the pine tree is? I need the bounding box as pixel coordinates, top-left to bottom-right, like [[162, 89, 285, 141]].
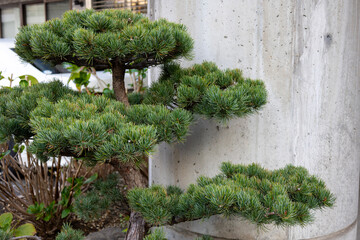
[[11, 9, 335, 240]]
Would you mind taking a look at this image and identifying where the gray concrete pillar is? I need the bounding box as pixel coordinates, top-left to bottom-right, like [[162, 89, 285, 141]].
[[149, 1, 360, 239]]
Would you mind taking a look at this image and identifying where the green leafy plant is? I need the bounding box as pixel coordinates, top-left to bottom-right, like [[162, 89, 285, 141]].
[[0, 141, 96, 239], [0, 72, 38, 89], [27, 202, 56, 222], [18, 75, 39, 88], [26, 173, 97, 222], [127, 68, 148, 93], [102, 84, 115, 99], [64, 63, 91, 94], [0, 213, 37, 240]]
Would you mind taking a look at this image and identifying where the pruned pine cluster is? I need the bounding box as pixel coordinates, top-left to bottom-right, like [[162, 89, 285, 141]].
[[0, 81, 75, 143], [128, 162, 335, 227], [142, 62, 267, 120], [15, 9, 193, 69], [55, 223, 85, 240], [29, 93, 192, 163]]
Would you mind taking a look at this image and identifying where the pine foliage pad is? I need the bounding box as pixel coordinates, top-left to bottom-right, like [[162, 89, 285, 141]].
[[128, 162, 335, 227], [0, 81, 75, 143], [15, 9, 193, 69], [143, 62, 267, 120], [29, 94, 192, 162]]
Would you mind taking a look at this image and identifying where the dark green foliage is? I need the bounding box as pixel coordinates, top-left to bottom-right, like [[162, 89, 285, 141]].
[[128, 92, 144, 105], [143, 62, 267, 121], [128, 162, 335, 227], [15, 9, 193, 69], [0, 81, 76, 143], [0, 230, 11, 240], [55, 224, 84, 240], [144, 229, 167, 240], [74, 173, 123, 221], [29, 94, 192, 162]]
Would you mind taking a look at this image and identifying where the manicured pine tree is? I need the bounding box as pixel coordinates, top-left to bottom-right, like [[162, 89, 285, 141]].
[[13, 9, 334, 240], [15, 9, 193, 239]]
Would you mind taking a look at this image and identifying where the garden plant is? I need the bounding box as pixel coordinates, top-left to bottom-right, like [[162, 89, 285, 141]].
[[0, 82, 101, 238], [5, 8, 336, 240], [0, 212, 37, 240]]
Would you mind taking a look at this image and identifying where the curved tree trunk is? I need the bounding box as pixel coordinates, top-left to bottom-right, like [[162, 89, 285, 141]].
[[111, 60, 148, 239], [110, 160, 148, 240], [112, 61, 129, 106]]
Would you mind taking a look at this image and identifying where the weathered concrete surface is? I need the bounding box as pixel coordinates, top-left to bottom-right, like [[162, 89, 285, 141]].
[[149, 0, 360, 239], [85, 227, 125, 240]]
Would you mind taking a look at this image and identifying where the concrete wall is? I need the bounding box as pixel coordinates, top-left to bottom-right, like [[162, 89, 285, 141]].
[[149, 0, 360, 239]]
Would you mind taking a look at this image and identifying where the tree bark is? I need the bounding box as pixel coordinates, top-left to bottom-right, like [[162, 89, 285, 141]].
[[110, 160, 148, 240], [126, 212, 146, 240], [112, 60, 147, 239], [112, 61, 129, 106]]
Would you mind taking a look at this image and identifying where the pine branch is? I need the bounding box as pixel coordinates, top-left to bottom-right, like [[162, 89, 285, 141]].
[[128, 162, 335, 228], [142, 62, 267, 121]]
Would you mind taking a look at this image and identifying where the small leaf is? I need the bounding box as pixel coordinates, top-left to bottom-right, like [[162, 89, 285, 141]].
[[0, 213, 13, 231], [0, 150, 10, 160], [19, 75, 38, 85], [14, 223, 36, 237], [84, 173, 98, 184], [27, 205, 37, 214], [43, 214, 52, 222], [61, 208, 71, 219], [19, 145, 25, 153], [12, 144, 19, 153], [19, 80, 29, 88]]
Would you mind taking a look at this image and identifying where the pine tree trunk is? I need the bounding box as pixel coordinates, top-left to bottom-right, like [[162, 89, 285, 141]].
[[111, 61, 147, 239], [112, 60, 129, 106], [110, 161, 148, 240]]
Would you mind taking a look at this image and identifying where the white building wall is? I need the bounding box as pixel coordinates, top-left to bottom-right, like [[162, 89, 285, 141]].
[[149, 1, 360, 239]]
